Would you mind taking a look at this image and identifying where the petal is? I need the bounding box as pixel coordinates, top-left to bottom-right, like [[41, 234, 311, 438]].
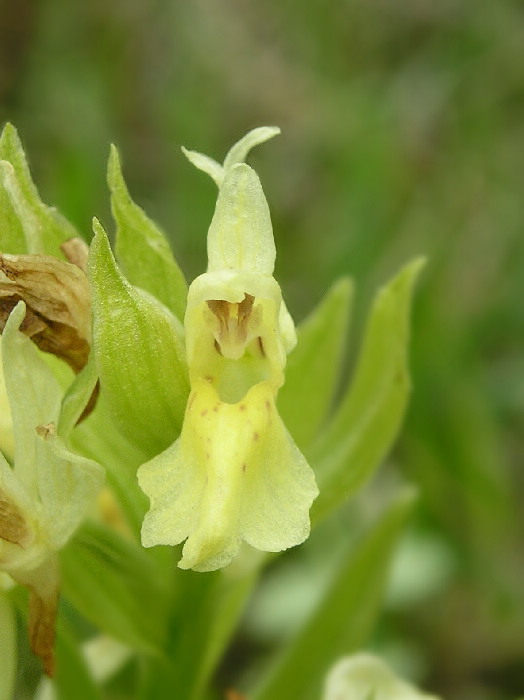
[[139, 380, 318, 572], [35, 424, 104, 550], [181, 147, 224, 186], [222, 126, 280, 171], [1, 302, 62, 494]]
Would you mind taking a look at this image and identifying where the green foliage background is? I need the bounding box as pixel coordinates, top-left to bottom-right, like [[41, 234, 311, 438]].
[[1, 1, 523, 698]]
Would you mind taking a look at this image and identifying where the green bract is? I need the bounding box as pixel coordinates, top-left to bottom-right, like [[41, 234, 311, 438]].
[[88, 221, 189, 456], [0, 123, 78, 257], [138, 129, 318, 571]]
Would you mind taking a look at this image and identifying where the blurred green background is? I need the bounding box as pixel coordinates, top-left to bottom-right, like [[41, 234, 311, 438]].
[[1, 1, 523, 698]]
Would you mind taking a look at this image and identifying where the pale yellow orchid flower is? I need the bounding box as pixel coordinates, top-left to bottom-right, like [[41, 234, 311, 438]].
[[138, 129, 318, 572]]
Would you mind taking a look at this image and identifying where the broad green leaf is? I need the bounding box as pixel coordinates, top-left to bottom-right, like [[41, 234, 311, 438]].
[[279, 277, 353, 450], [253, 489, 416, 700], [108, 146, 188, 321], [88, 220, 189, 456], [61, 520, 168, 654], [310, 259, 425, 523], [0, 123, 78, 257], [0, 591, 16, 700]]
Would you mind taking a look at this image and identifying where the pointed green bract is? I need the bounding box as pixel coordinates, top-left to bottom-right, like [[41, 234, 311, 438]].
[[253, 490, 416, 700], [108, 145, 188, 322], [0, 171, 26, 255], [279, 277, 354, 450], [310, 258, 425, 524], [88, 220, 189, 455], [0, 123, 78, 257]]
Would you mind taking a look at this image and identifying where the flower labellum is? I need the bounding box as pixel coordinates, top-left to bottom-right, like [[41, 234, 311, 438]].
[[138, 128, 318, 571]]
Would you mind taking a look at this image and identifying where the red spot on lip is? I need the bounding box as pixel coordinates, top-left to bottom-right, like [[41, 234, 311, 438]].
[[265, 400, 271, 410], [242, 463, 247, 472], [239, 404, 246, 411], [213, 404, 220, 412], [253, 432, 259, 441], [201, 409, 208, 417]]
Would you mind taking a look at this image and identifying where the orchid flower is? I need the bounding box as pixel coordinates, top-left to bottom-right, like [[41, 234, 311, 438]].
[[138, 128, 318, 571], [0, 302, 103, 673]]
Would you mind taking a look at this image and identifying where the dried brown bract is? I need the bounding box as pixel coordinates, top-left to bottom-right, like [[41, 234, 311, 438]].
[[0, 243, 91, 373]]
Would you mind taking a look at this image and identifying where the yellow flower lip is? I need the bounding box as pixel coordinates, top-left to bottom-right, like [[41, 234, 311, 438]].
[[139, 377, 318, 572]]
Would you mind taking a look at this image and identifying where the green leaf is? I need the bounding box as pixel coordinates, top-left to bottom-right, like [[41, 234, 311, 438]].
[[108, 145, 188, 321], [252, 489, 416, 700], [0, 123, 78, 257], [53, 619, 102, 700], [278, 277, 353, 450], [61, 520, 168, 654], [88, 220, 189, 456], [0, 592, 16, 700], [310, 259, 425, 524], [137, 565, 260, 700], [177, 568, 260, 700]]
